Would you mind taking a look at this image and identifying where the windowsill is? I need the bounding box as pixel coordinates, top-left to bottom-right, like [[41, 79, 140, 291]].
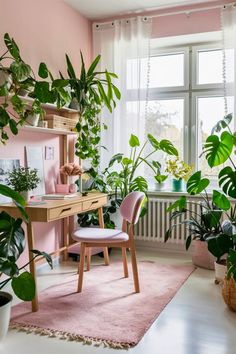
[[147, 189, 214, 197]]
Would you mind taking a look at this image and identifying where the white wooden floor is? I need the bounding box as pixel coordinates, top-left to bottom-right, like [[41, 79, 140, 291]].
[[1, 249, 236, 354]]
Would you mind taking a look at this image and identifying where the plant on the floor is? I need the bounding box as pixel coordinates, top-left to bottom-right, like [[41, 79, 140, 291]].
[[222, 248, 236, 311], [0, 184, 52, 301], [78, 133, 179, 228], [62, 52, 121, 168]]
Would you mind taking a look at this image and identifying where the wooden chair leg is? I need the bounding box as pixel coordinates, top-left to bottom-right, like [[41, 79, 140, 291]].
[[78, 242, 86, 293], [122, 247, 128, 278], [103, 247, 109, 266], [130, 245, 140, 293], [86, 247, 91, 271]]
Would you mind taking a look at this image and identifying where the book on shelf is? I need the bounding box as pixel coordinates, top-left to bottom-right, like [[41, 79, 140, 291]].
[[42, 193, 81, 200]]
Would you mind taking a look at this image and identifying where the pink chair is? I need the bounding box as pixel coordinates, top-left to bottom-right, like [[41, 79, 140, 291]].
[[72, 191, 145, 293]]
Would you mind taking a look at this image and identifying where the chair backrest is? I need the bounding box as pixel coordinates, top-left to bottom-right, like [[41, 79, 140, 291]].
[[119, 191, 145, 225]]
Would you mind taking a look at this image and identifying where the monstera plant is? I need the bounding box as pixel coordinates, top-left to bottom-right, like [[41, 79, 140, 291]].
[[78, 133, 179, 228]]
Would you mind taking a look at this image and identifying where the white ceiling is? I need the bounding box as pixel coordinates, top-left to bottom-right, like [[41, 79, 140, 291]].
[[65, 0, 217, 20]]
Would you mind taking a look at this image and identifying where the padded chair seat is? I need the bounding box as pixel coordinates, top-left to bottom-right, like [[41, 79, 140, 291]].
[[72, 227, 129, 243]]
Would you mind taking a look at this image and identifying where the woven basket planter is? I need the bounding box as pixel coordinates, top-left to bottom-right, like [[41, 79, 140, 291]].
[[222, 278, 236, 312]]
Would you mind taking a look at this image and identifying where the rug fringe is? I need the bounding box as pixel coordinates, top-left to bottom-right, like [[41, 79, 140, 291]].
[[10, 322, 134, 349]]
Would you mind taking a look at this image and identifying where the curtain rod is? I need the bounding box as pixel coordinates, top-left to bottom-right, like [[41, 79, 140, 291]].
[[93, 2, 236, 25]]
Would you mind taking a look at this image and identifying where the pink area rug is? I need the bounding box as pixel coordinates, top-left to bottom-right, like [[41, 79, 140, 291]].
[[10, 261, 195, 349]]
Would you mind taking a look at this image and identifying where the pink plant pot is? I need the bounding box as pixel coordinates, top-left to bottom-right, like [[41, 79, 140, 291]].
[[192, 240, 215, 270]]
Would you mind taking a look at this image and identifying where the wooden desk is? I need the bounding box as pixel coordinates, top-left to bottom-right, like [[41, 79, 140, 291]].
[[0, 192, 107, 311]]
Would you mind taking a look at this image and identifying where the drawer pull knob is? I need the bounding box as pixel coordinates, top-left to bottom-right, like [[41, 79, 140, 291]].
[[60, 207, 72, 214], [91, 200, 98, 205]]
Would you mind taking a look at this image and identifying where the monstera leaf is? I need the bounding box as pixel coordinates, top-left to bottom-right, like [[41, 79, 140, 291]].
[[203, 131, 233, 168], [211, 113, 232, 134], [0, 212, 25, 262], [212, 190, 231, 211], [129, 176, 148, 193], [207, 234, 233, 262], [11, 271, 35, 301], [147, 134, 159, 150], [219, 166, 236, 198], [186, 171, 210, 195], [159, 139, 178, 156]]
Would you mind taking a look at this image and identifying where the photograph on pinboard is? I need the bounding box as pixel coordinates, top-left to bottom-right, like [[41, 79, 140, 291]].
[[0, 159, 20, 203]]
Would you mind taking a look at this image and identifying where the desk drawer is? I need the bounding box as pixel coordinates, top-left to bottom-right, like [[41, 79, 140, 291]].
[[49, 203, 82, 221], [82, 197, 107, 211]]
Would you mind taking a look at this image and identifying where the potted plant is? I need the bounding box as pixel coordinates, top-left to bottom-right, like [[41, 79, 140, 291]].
[[78, 134, 179, 228], [165, 157, 192, 192], [0, 184, 52, 342], [222, 249, 236, 311], [6, 166, 40, 201]]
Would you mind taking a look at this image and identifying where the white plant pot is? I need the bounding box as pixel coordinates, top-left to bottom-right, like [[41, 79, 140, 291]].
[[154, 182, 165, 191], [25, 113, 40, 127], [0, 69, 12, 89], [214, 261, 227, 284], [20, 190, 31, 202], [0, 291, 12, 342]]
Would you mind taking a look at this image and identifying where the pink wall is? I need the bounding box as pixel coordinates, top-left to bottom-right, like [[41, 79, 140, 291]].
[[0, 0, 92, 265], [94, 0, 232, 38]]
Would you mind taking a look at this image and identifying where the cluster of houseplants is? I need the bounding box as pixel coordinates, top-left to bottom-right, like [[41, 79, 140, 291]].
[[165, 113, 236, 311]]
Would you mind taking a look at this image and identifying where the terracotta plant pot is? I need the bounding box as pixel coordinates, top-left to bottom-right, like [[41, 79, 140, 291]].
[[222, 278, 236, 312], [214, 260, 227, 284], [0, 291, 12, 342], [191, 239, 215, 270]]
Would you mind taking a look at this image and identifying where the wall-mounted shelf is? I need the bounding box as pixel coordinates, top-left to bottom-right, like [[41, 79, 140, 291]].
[[18, 96, 78, 114], [20, 125, 77, 136]]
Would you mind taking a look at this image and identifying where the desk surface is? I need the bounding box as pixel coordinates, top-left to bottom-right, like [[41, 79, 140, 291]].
[[0, 192, 107, 222]]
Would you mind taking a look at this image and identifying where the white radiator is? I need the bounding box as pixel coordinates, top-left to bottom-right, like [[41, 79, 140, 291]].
[[134, 197, 201, 244]]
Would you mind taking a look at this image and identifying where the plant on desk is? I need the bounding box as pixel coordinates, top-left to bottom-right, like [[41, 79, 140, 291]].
[[0, 184, 52, 342], [6, 166, 40, 201]]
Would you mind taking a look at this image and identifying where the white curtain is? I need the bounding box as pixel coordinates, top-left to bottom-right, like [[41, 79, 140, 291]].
[[93, 17, 152, 170], [221, 5, 236, 118]]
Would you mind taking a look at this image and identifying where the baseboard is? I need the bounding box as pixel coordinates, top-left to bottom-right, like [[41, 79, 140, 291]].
[[135, 239, 193, 255]]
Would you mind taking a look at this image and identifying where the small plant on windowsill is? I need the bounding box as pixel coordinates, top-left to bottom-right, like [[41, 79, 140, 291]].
[[6, 167, 40, 201], [165, 157, 192, 192]]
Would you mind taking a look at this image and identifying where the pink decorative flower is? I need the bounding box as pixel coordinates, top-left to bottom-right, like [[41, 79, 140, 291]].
[[60, 163, 83, 176]]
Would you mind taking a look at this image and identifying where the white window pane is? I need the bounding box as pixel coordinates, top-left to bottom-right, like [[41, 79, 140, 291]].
[[197, 96, 234, 177], [126, 53, 185, 89], [198, 49, 234, 85], [145, 99, 184, 184], [149, 54, 184, 88]]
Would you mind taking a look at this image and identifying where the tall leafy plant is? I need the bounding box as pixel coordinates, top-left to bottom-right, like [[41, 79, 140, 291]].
[[64, 53, 121, 168]]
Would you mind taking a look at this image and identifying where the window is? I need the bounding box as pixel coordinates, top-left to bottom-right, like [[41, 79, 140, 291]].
[[126, 41, 235, 185]]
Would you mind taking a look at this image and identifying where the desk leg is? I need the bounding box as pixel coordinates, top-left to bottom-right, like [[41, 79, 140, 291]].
[[63, 217, 69, 261], [27, 221, 38, 312], [98, 207, 109, 266]]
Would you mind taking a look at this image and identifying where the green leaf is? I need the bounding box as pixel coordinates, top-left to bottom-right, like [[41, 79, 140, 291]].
[[31, 249, 53, 269], [186, 235, 192, 250], [129, 176, 148, 193], [186, 171, 210, 195], [66, 54, 76, 78], [4, 33, 20, 60], [111, 84, 121, 100], [129, 134, 140, 147], [0, 259, 19, 277], [87, 54, 101, 77], [147, 134, 159, 150], [212, 190, 231, 211], [211, 113, 232, 134], [109, 153, 123, 167], [154, 174, 168, 183], [166, 196, 187, 212], [159, 139, 178, 156], [0, 184, 28, 221], [9, 119, 18, 135], [38, 62, 49, 79], [122, 158, 132, 165], [207, 234, 233, 261], [11, 271, 35, 301], [10, 61, 31, 82], [219, 166, 236, 198], [203, 131, 233, 168]]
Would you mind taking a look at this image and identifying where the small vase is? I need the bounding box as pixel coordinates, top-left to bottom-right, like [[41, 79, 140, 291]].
[[20, 190, 31, 202], [69, 176, 77, 194], [155, 182, 165, 191], [26, 113, 40, 127], [172, 178, 183, 192]]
